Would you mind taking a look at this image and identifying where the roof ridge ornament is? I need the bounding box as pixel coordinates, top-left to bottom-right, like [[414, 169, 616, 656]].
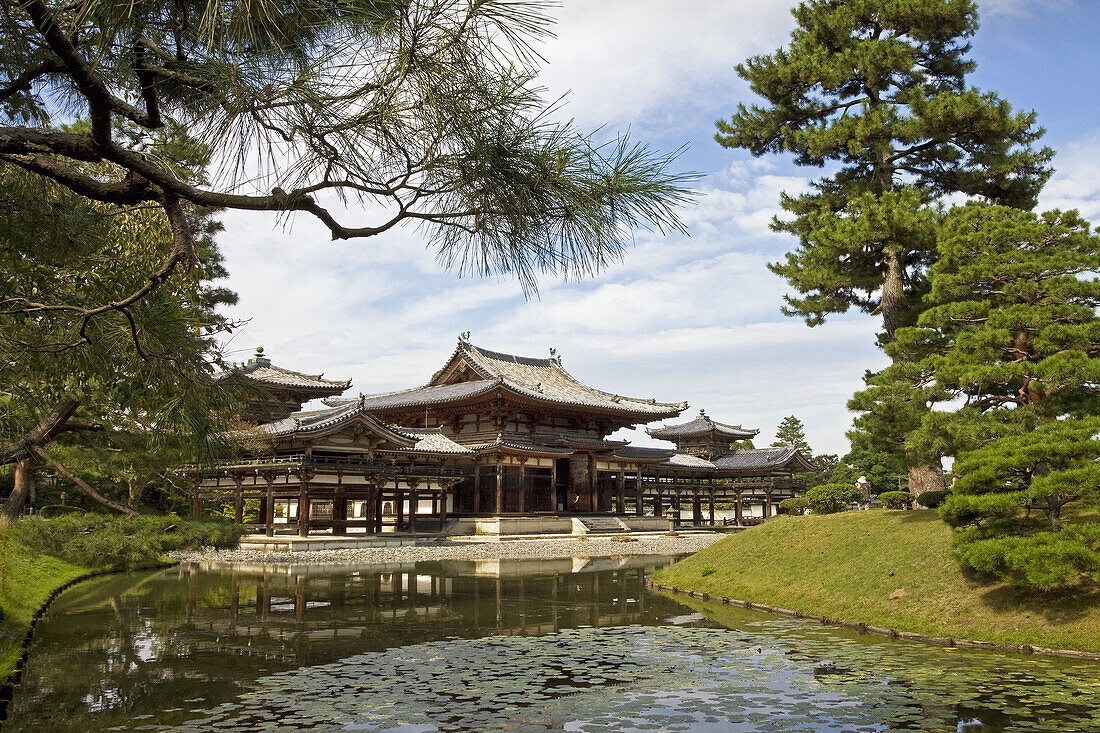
[[250, 346, 272, 367]]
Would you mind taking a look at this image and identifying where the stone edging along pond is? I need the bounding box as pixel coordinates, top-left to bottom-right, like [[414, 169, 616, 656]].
[[647, 580, 1100, 663], [0, 560, 179, 726]]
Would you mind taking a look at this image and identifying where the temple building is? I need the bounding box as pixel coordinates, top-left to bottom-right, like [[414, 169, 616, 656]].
[[189, 340, 813, 536]]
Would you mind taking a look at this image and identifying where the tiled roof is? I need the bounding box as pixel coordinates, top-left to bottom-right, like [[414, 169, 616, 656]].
[[713, 446, 815, 472], [469, 436, 576, 456], [662, 453, 718, 469], [253, 404, 475, 455], [258, 403, 407, 442], [610, 446, 676, 461], [326, 380, 499, 410], [391, 427, 475, 454], [217, 355, 351, 394], [647, 413, 758, 441], [429, 341, 688, 418]]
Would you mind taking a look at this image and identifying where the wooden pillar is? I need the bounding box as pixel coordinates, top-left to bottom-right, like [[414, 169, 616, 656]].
[[408, 481, 418, 534], [191, 490, 202, 517], [333, 473, 347, 536], [692, 488, 701, 526], [495, 463, 503, 514], [654, 492, 662, 518], [474, 464, 482, 514], [616, 472, 626, 515], [588, 455, 598, 512], [375, 485, 384, 533], [264, 474, 275, 537], [233, 476, 244, 524], [439, 484, 449, 531], [396, 489, 405, 531], [708, 490, 715, 526], [297, 472, 311, 538], [518, 463, 526, 513], [764, 490, 773, 519], [635, 470, 643, 516], [551, 460, 559, 511], [365, 484, 377, 535], [735, 490, 743, 526]]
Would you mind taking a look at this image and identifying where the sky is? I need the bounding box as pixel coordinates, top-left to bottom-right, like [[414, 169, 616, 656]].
[[213, 0, 1100, 457]]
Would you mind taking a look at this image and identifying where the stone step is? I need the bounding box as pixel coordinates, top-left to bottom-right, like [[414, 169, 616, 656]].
[[575, 516, 630, 533]]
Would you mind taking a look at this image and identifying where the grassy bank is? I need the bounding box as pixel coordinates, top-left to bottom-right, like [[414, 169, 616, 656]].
[[652, 511, 1100, 653], [0, 527, 88, 679], [0, 514, 245, 682]]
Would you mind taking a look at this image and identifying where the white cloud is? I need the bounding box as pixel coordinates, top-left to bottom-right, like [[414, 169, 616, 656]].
[[1039, 131, 1100, 221], [536, 1, 796, 129]]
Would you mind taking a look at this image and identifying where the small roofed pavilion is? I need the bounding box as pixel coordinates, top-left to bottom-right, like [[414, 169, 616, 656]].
[[647, 409, 759, 459], [644, 410, 815, 525], [186, 342, 815, 536], [217, 347, 352, 423]]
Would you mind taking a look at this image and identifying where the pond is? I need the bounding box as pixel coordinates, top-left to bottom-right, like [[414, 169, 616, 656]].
[[4, 553, 1099, 732]]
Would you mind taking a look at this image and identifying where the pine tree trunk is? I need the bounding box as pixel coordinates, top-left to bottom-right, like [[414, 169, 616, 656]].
[[3, 458, 34, 520], [0, 397, 79, 466], [881, 248, 905, 341], [32, 447, 140, 516], [909, 463, 946, 504]]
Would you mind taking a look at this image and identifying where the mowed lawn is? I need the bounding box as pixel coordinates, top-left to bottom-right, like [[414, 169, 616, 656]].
[[652, 510, 1100, 653]]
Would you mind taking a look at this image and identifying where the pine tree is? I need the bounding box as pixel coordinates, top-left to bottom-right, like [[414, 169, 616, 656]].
[[772, 415, 812, 457], [900, 204, 1100, 588], [716, 0, 1052, 492], [0, 145, 243, 518]]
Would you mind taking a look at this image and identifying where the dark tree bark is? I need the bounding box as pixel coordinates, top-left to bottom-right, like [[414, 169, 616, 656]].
[[3, 458, 34, 520], [0, 396, 79, 466], [908, 464, 946, 502]]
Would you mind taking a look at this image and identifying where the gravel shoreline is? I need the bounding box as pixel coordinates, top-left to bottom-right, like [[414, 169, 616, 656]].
[[171, 532, 724, 566]]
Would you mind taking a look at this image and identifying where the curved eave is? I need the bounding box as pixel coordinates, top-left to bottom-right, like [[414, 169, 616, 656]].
[[503, 383, 687, 420], [274, 408, 418, 448], [249, 381, 352, 398], [432, 341, 688, 419], [472, 441, 576, 458], [608, 453, 670, 465], [712, 448, 816, 474], [348, 381, 685, 422], [646, 422, 760, 441]]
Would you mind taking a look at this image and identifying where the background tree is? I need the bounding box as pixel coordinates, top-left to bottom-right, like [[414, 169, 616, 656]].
[[771, 415, 812, 456], [715, 0, 1052, 493], [897, 204, 1100, 588], [831, 446, 908, 495], [803, 453, 839, 490]]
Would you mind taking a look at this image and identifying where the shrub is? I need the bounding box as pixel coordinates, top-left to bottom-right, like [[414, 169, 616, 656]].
[[804, 483, 862, 515], [38, 504, 86, 519], [916, 490, 948, 509], [700, 565, 716, 577], [954, 524, 1100, 590], [879, 491, 913, 510], [10, 514, 246, 571], [778, 497, 809, 516]]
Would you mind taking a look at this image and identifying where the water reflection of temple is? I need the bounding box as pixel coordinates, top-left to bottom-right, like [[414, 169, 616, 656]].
[[188, 341, 813, 537], [178, 557, 673, 663]]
